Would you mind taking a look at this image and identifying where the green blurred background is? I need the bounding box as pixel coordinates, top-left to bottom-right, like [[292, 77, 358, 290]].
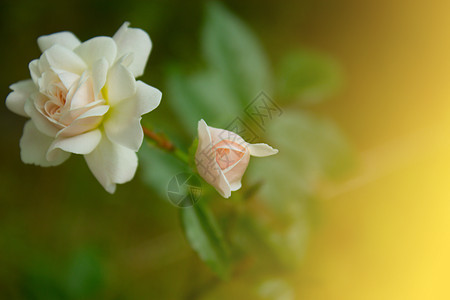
[[2, 0, 450, 299]]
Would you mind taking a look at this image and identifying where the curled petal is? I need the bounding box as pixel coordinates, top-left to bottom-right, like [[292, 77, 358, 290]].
[[54, 70, 80, 90], [104, 81, 161, 151], [105, 61, 136, 106], [195, 120, 232, 198], [223, 150, 250, 191], [74, 36, 117, 67], [47, 129, 101, 161], [68, 71, 95, 109], [113, 22, 152, 77], [214, 169, 232, 198], [84, 134, 138, 194], [57, 105, 109, 138], [59, 99, 105, 125], [29, 59, 41, 85], [6, 80, 37, 117], [248, 143, 278, 157], [104, 117, 143, 152], [38, 31, 81, 52], [20, 120, 70, 166], [92, 58, 108, 99], [209, 126, 247, 148], [134, 81, 162, 115], [24, 97, 60, 137], [40, 45, 87, 75]]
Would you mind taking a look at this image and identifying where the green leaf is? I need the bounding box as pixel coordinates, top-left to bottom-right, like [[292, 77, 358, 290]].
[[188, 138, 199, 170], [166, 67, 242, 137], [231, 204, 310, 269], [277, 49, 343, 105], [202, 2, 273, 105], [247, 110, 354, 212], [20, 261, 68, 300], [65, 248, 104, 299], [181, 202, 231, 279], [140, 142, 190, 199]]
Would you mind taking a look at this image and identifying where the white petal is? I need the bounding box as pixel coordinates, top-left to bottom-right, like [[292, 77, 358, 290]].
[[20, 120, 70, 167], [230, 181, 242, 192], [115, 81, 161, 117], [195, 119, 232, 198], [68, 72, 95, 109], [40, 45, 87, 75], [47, 129, 101, 161], [134, 81, 162, 115], [105, 61, 136, 106], [6, 80, 37, 117], [103, 81, 161, 151], [84, 134, 138, 193], [113, 22, 152, 77], [208, 126, 248, 148], [29, 59, 41, 84], [248, 143, 278, 157], [57, 105, 109, 138], [92, 58, 108, 99], [38, 71, 58, 92], [74, 36, 117, 67], [54, 70, 80, 90], [223, 150, 250, 190], [117, 53, 134, 68], [59, 99, 105, 125], [38, 31, 81, 52], [215, 171, 232, 198], [104, 116, 142, 152]]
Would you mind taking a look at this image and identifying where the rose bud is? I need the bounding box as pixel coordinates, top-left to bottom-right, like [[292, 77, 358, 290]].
[[195, 119, 278, 198]]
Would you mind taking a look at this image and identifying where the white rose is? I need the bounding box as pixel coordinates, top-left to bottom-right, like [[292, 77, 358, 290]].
[[195, 119, 278, 198], [5, 22, 162, 193]]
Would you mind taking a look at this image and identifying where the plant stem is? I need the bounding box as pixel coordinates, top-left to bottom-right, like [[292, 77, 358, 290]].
[[173, 147, 190, 164], [142, 126, 174, 151], [142, 126, 189, 164]]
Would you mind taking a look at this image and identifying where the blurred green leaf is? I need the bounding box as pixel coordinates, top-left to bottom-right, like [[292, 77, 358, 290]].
[[247, 110, 354, 212], [277, 49, 343, 105], [21, 261, 67, 300], [188, 138, 199, 170], [202, 1, 273, 105], [181, 202, 231, 279], [166, 67, 242, 136], [257, 278, 295, 300], [231, 204, 309, 269], [140, 142, 190, 199], [65, 248, 104, 299]]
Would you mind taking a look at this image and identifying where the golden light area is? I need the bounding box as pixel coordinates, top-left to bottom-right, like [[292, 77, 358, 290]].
[[294, 0, 450, 298]]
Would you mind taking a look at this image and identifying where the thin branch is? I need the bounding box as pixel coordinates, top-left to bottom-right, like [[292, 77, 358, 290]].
[[142, 126, 190, 164], [142, 126, 175, 152]]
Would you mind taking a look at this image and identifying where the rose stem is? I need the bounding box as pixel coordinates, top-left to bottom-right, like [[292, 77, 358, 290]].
[[142, 126, 189, 164]]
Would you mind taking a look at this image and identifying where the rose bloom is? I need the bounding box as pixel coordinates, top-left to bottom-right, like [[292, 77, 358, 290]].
[[5, 22, 161, 193], [195, 119, 278, 198]]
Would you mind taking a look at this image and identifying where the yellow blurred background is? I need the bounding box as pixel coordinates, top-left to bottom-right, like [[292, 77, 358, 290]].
[[295, 0, 450, 298]]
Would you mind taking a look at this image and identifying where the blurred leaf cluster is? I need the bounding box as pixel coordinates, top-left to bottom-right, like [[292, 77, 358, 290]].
[[139, 2, 354, 298], [19, 248, 103, 300]]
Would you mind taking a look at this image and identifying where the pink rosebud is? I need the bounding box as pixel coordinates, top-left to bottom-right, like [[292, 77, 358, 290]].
[[195, 119, 278, 198]]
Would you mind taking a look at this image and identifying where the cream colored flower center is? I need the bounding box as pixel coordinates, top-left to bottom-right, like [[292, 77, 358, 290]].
[[35, 72, 102, 132], [213, 140, 246, 171], [43, 82, 68, 123]]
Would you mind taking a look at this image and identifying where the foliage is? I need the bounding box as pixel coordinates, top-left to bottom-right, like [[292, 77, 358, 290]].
[[140, 1, 354, 291]]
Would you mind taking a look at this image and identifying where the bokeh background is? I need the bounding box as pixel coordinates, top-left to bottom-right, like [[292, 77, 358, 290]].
[[2, 0, 450, 299]]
